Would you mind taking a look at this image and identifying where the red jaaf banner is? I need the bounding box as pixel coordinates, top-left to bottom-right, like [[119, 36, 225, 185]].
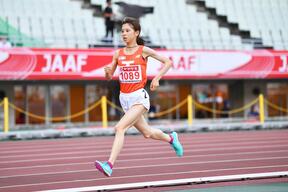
[[0, 48, 287, 80]]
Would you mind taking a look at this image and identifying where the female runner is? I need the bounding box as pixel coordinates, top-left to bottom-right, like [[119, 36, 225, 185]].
[[95, 17, 183, 177]]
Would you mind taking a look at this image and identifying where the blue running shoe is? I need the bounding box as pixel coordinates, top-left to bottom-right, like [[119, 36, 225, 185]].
[[95, 161, 113, 177], [170, 132, 183, 157]]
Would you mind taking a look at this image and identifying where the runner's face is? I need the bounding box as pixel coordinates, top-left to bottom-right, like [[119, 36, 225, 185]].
[[121, 23, 139, 44]]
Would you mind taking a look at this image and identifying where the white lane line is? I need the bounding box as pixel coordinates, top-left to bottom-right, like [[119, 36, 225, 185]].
[[0, 165, 288, 189], [0, 144, 287, 164], [1, 138, 288, 155], [1, 134, 287, 151], [0, 156, 288, 179], [1, 144, 287, 164], [1, 140, 287, 158], [1, 149, 288, 171], [39, 171, 288, 192]]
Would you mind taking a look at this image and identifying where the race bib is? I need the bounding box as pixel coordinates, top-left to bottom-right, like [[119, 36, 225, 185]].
[[119, 65, 142, 83]]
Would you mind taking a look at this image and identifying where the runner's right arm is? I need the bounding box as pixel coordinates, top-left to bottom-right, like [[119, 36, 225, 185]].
[[104, 50, 119, 80]]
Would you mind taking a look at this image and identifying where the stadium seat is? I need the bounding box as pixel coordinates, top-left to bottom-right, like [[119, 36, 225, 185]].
[[0, 0, 287, 50]]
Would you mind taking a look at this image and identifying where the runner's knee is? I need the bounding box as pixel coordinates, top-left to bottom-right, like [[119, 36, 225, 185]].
[[114, 125, 126, 133]]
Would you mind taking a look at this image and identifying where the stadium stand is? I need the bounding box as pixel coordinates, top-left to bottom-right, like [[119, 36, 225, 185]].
[[0, 0, 99, 48], [190, 0, 287, 49], [0, 0, 287, 50]]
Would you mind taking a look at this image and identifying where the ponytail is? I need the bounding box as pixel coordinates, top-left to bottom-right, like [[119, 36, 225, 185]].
[[137, 36, 145, 45]]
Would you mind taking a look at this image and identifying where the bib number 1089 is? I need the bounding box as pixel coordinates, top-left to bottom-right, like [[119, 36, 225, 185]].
[[120, 71, 140, 81], [119, 65, 142, 83]]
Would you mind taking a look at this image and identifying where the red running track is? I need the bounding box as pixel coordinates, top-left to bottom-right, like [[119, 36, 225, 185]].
[[0, 129, 288, 192]]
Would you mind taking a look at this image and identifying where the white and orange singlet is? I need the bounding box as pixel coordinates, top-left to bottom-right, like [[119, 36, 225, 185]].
[[117, 46, 150, 112], [117, 46, 147, 93]]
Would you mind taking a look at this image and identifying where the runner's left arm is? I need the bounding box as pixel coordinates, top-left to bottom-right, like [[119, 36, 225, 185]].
[[143, 47, 172, 91]]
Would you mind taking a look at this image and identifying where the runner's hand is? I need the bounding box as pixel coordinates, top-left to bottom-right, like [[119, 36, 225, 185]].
[[104, 66, 112, 80], [150, 78, 159, 91]]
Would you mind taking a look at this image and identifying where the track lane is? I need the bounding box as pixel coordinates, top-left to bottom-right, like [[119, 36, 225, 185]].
[[0, 130, 287, 192]]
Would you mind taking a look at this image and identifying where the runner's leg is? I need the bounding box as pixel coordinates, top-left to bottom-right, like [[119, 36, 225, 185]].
[[108, 104, 147, 164], [134, 115, 171, 142]]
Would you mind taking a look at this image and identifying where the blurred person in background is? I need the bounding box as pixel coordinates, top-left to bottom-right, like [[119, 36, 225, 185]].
[[103, 0, 115, 41], [221, 99, 231, 118], [248, 103, 259, 119], [0, 36, 12, 48], [95, 17, 183, 177], [148, 100, 160, 121]]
